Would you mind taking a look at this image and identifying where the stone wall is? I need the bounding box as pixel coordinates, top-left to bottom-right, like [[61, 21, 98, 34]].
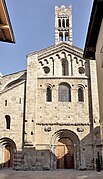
[[0, 80, 25, 150]]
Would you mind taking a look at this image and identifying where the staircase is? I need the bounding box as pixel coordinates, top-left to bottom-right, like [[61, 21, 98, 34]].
[[13, 151, 24, 170]]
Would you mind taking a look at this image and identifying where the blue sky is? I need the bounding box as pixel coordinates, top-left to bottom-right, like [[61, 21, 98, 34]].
[[0, 0, 93, 76]]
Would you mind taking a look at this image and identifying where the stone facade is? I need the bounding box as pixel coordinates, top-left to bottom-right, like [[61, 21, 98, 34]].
[[0, 5, 101, 170], [94, 20, 103, 165], [83, 0, 103, 169]]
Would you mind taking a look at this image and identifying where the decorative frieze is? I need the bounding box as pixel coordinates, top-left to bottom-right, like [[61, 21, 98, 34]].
[[36, 122, 90, 126]]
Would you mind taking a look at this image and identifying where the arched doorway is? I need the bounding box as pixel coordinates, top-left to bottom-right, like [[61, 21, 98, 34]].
[[56, 138, 74, 169], [51, 129, 80, 169], [0, 137, 17, 168], [4, 145, 13, 167]]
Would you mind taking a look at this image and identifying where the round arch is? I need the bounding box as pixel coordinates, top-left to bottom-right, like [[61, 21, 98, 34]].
[[0, 137, 17, 150], [0, 137, 17, 168], [50, 129, 80, 169], [76, 84, 85, 102], [51, 129, 80, 146]]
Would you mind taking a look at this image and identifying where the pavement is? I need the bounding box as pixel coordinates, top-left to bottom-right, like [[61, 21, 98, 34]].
[[0, 169, 103, 179]]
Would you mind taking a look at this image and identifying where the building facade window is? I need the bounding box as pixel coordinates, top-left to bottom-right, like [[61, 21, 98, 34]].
[[58, 83, 71, 102], [59, 32, 63, 41], [62, 59, 68, 76], [62, 19, 65, 28], [46, 86, 52, 102], [5, 115, 11, 129], [78, 87, 84, 102], [19, 98, 21, 104], [65, 32, 69, 41], [5, 100, 7, 106], [58, 19, 61, 27], [66, 18, 69, 27]]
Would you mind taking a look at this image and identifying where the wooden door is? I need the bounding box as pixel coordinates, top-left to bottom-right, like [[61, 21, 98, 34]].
[[56, 138, 74, 169], [4, 145, 13, 167], [56, 144, 65, 169]]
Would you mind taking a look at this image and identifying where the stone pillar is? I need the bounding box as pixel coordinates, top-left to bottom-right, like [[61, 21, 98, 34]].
[[69, 5, 72, 45], [80, 145, 86, 169], [68, 55, 72, 76], [89, 59, 100, 168], [55, 6, 59, 45], [89, 60, 100, 128], [54, 54, 62, 77], [25, 54, 38, 146]]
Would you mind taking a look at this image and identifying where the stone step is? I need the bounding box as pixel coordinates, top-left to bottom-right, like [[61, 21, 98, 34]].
[[13, 151, 24, 170]]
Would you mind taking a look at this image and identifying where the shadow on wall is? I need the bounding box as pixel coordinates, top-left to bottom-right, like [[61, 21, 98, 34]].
[[0, 147, 74, 170], [13, 147, 73, 170], [81, 126, 103, 170]]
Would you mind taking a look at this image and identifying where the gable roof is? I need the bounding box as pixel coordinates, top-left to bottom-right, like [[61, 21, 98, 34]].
[[0, 0, 15, 43], [83, 0, 103, 59], [27, 42, 83, 59]]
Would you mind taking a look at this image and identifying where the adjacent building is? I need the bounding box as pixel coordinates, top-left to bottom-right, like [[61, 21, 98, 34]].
[[0, 0, 15, 43], [84, 0, 103, 164], [0, 4, 101, 170]]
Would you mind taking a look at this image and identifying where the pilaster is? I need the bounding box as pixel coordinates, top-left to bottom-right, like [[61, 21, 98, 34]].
[[25, 54, 38, 147]]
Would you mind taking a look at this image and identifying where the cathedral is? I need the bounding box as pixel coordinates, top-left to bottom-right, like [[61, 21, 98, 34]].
[[0, 5, 101, 170]]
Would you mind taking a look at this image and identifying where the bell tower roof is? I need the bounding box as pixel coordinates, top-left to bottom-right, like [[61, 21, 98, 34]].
[[55, 5, 72, 45]]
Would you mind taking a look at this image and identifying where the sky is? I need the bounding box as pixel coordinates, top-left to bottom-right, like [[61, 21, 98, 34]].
[[0, 0, 93, 76]]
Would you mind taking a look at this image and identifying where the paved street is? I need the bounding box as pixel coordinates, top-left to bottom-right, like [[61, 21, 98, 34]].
[[0, 169, 103, 179]]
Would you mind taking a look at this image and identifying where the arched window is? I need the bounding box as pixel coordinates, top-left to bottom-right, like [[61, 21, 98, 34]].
[[58, 19, 61, 27], [5, 115, 11, 129], [78, 87, 84, 102], [62, 19, 65, 28], [58, 83, 71, 102], [62, 59, 68, 76], [59, 32, 63, 41], [46, 86, 52, 102], [5, 100, 7, 106], [65, 32, 69, 41], [66, 18, 69, 27]]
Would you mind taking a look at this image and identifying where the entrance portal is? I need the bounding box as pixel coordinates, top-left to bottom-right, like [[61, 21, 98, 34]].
[[56, 138, 74, 169], [0, 137, 17, 168], [4, 145, 13, 167]]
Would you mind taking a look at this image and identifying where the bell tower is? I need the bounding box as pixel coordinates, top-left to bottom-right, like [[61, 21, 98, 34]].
[[55, 5, 72, 45]]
